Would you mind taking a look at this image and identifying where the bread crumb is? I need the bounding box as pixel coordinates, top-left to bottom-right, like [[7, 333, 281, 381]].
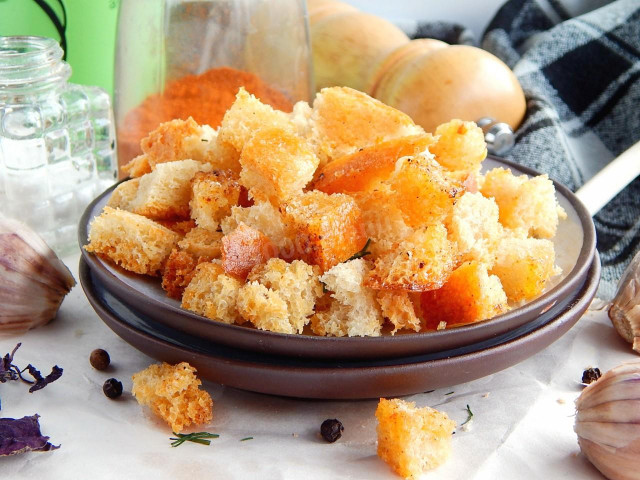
[[131, 362, 213, 433]]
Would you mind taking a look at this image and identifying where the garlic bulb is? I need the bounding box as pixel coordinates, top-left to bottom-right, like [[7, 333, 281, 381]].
[[574, 361, 640, 480], [0, 216, 76, 334], [609, 250, 640, 353]]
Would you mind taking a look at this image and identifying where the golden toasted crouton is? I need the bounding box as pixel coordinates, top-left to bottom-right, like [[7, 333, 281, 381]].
[[129, 159, 211, 220], [236, 282, 291, 333], [155, 219, 196, 236], [366, 225, 456, 292], [288, 100, 313, 138], [282, 190, 367, 271], [311, 134, 436, 194], [221, 223, 278, 280], [106, 178, 140, 210], [190, 170, 241, 231], [490, 235, 559, 302], [239, 126, 319, 204], [312, 259, 383, 337], [177, 227, 223, 259], [480, 167, 566, 238], [447, 192, 503, 267], [247, 258, 323, 333], [161, 248, 203, 300], [351, 188, 413, 258], [310, 87, 424, 165], [421, 261, 509, 329], [181, 262, 244, 324], [121, 154, 152, 178], [387, 153, 462, 227], [85, 207, 179, 275], [218, 88, 294, 154], [131, 362, 213, 433], [430, 119, 487, 175], [376, 398, 456, 479], [140, 117, 202, 168], [377, 290, 422, 334], [221, 202, 290, 251]]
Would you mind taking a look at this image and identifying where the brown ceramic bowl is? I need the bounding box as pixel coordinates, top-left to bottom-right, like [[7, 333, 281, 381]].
[[80, 253, 600, 399], [79, 156, 596, 360]]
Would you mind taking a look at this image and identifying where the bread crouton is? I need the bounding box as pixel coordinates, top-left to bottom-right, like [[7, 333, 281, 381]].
[[430, 119, 487, 175], [377, 290, 422, 334], [282, 190, 367, 271], [190, 170, 241, 231], [121, 154, 152, 178], [85, 206, 179, 275], [312, 259, 383, 337], [247, 258, 322, 333], [122, 118, 241, 177], [156, 219, 196, 236], [221, 202, 290, 250], [366, 225, 456, 292], [129, 159, 212, 220], [221, 223, 278, 280], [239, 126, 319, 204], [447, 192, 503, 267], [218, 88, 294, 154], [387, 153, 462, 228], [480, 167, 566, 238], [177, 227, 223, 259], [351, 188, 413, 258], [181, 262, 244, 324], [236, 282, 291, 333], [490, 235, 559, 302], [310, 87, 424, 165], [421, 261, 509, 329], [161, 248, 204, 300], [311, 134, 436, 194], [376, 398, 456, 479], [107, 178, 140, 209], [131, 362, 213, 433]]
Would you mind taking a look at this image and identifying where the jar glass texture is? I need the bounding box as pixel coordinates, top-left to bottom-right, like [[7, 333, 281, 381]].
[[114, 0, 312, 171], [0, 36, 118, 254]]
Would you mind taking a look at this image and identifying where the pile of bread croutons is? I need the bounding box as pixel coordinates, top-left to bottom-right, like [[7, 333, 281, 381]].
[[86, 86, 566, 337]]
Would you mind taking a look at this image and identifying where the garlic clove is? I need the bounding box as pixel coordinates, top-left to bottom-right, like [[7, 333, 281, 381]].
[[575, 361, 640, 480], [0, 216, 76, 335], [608, 249, 640, 353], [577, 399, 640, 423], [578, 437, 640, 480]]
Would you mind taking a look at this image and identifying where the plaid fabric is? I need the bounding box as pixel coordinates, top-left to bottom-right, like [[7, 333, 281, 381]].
[[481, 0, 640, 299], [411, 0, 640, 299]]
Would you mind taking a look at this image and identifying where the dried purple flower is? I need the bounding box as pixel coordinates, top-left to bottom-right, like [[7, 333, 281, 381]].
[[0, 415, 59, 456]]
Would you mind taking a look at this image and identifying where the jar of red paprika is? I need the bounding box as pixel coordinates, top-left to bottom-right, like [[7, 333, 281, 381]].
[[114, 0, 313, 174]]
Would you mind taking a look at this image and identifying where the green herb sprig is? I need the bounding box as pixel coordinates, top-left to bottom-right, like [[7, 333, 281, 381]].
[[240, 436, 254, 442], [170, 431, 220, 447], [460, 404, 473, 426], [346, 238, 372, 261]]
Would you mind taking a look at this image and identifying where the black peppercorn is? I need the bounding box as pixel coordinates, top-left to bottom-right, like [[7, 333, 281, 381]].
[[582, 367, 602, 384], [320, 419, 344, 443], [103, 378, 123, 399], [90, 349, 110, 370]]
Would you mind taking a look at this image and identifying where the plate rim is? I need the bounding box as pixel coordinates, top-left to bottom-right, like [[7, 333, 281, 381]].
[[80, 253, 601, 399]]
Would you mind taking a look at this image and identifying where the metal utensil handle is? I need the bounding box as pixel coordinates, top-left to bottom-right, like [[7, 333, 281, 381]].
[[575, 140, 640, 217]]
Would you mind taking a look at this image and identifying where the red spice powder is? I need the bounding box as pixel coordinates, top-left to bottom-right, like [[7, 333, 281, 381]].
[[117, 66, 294, 170]]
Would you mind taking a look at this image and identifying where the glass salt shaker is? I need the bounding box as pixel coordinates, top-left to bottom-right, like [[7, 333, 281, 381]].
[[0, 36, 118, 254]]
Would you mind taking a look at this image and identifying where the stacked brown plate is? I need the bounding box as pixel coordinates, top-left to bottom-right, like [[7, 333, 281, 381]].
[[79, 157, 598, 399]]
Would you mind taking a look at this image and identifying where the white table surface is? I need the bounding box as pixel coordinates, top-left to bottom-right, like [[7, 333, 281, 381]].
[[0, 251, 635, 480]]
